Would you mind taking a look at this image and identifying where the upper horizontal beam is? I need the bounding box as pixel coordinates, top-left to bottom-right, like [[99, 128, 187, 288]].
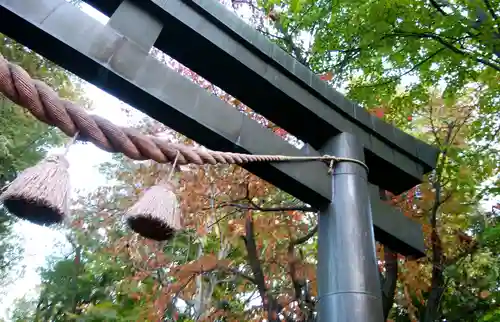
[[83, 0, 439, 195], [0, 0, 330, 207], [0, 0, 425, 257]]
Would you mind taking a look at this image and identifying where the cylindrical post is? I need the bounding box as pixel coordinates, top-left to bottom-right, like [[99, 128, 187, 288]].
[[317, 133, 383, 322]]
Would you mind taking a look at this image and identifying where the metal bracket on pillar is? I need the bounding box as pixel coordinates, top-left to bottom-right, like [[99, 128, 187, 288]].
[[317, 133, 384, 322], [108, 0, 163, 51]]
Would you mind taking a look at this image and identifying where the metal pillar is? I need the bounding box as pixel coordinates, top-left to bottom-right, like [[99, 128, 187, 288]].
[[317, 133, 384, 322]]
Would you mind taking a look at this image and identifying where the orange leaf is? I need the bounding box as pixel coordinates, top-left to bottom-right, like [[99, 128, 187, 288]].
[[480, 290, 490, 299], [374, 108, 385, 118], [319, 71, 333, 81]]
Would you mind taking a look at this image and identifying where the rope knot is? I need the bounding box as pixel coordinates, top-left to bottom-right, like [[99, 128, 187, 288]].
[[322, 155, 339, 174], [321, 154, 369, 175]]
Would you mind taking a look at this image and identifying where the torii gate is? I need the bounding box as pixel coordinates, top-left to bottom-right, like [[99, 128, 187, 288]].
[[0, 0, 438, 320]]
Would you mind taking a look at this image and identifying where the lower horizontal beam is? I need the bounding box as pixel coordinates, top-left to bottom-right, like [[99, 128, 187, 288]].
[[369, 185, 424, 257]]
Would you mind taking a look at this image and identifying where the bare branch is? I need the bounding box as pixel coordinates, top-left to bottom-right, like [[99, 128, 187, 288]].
[[243, 212, 281, 321], [243, 213, 268, 301], [211, 202, 315, 213], [221, 267, 257, 284], [207, 209, 240, 229], [167, 274, 196, 317], [287, 226, 318, 318], [427, 100, 442, 147], [256, 28, 287, 41], [291, 225, 318, 246]]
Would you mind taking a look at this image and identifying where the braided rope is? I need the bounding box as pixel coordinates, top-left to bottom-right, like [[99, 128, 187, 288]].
[[0, 55, 368, 172]]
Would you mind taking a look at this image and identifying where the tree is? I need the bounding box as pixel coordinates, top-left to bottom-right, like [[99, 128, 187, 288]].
[[385, 92, 500, 321]]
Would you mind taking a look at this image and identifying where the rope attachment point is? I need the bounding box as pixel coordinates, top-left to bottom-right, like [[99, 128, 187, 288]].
[[321, 154, 369, 175]]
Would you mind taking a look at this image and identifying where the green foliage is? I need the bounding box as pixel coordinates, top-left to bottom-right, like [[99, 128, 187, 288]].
[[32, 252, 143, 321], [480, 308, 500, 322]]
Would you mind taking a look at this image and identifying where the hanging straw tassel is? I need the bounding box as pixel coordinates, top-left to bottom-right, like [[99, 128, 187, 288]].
[[0, 154, 70, 226], [0, 134, 77, 226], [125, 152, 183, 241]]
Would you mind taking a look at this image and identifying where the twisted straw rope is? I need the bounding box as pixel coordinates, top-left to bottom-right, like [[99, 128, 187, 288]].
[[0, 55, 367, 171]]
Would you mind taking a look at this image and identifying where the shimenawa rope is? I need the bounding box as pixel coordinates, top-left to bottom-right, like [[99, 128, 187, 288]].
[[0, 55, 367, 172]]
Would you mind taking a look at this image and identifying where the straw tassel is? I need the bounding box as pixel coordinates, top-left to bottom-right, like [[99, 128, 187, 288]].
[[125, 182, 183, 241], [125, 152, 183, 241], [0, 154, 71, 226]]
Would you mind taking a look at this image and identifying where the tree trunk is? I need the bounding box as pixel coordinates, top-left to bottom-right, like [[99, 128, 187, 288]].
[[423, 136, 449, 322], [379, 189, 399, 320], [423, 224, 445, 322], [381, 247, 398, 320], [69, 245, 82, 315]]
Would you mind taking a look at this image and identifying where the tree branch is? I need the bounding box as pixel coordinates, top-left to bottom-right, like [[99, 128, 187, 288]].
[[428, 0, 448, 16], [274, 21, 308, 65], [356, 47, 446, 88], [222, 267, 257, 284], [284, 226, 318, 320], [243, 212, 277, 320], [208, 202, 315, 213], [427, 100, 442, 147], [207, 209, 240, 230], [204, 201, 315, 231], [288, 2, 316, 35], [256, 28, 287, 41], [483, 0, 498, 21], [423, 124, 454, 322], [291, 225, 318, 246], [444, 238, 479, 267], [389, 30, 500, 72], [166, 274, 196, 317]]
